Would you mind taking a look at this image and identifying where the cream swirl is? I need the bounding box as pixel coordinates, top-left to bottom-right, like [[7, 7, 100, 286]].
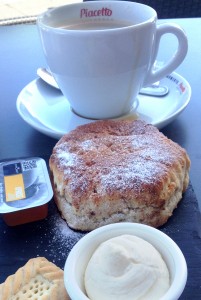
[[84, 234, 170, 300]]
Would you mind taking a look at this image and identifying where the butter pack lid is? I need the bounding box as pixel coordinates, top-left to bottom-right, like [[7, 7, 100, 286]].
[[0, 157, 53, 213]]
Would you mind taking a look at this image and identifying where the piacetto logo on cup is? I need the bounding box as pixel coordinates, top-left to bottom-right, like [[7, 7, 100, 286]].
[[80, 7, 112, 18]]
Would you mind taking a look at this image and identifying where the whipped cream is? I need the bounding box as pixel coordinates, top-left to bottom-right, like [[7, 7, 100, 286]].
[[84, 234, 170, 300]]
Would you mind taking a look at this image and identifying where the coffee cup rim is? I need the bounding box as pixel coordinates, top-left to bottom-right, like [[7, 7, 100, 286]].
[[37, 1, 157, 33]]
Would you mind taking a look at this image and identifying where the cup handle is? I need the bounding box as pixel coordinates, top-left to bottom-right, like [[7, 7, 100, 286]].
[[143, 23, 188, 86]]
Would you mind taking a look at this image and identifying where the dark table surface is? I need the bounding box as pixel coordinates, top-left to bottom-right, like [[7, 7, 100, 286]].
[[1, 18, 201, 298]]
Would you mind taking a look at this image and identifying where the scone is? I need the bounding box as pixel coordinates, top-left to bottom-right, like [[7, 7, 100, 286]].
[[49, 120, 190, 231], [0, 257, 69, 300]]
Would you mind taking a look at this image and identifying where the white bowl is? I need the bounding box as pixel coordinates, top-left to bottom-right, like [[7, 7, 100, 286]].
[[64, 222, 187, 300]]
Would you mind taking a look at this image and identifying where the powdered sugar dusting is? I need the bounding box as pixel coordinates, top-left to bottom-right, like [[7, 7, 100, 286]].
[[57, 151, 78, 167], [57, 133, 178, 195], [100, 159, 162, 193], [35, 208, 84, 267], [80, 139, 95, 151]]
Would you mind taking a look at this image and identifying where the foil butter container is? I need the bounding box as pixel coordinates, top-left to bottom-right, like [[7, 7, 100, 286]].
[[0, 157, 53, 226]]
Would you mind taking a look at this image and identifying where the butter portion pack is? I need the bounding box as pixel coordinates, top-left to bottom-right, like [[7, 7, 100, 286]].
[[0, 157, 53, 225]]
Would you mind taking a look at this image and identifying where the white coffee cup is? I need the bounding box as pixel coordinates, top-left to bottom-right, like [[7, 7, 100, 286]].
[[37, 1, 188, 119]]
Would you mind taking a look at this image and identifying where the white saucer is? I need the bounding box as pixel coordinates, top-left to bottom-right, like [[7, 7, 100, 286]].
[[17, 72, 191, 139]]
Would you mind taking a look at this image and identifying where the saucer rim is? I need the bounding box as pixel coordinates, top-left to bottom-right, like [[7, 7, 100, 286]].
[[16, 71, 191, 139]]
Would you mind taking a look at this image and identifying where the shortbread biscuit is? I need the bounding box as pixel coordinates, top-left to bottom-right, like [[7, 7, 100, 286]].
[[0, 257, 69, 300], [50, 120, 190, 231]]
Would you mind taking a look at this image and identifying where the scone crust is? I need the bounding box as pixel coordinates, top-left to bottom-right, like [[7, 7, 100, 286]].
[[50, 120, 190, 231], [0, 257, 69, 300]]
